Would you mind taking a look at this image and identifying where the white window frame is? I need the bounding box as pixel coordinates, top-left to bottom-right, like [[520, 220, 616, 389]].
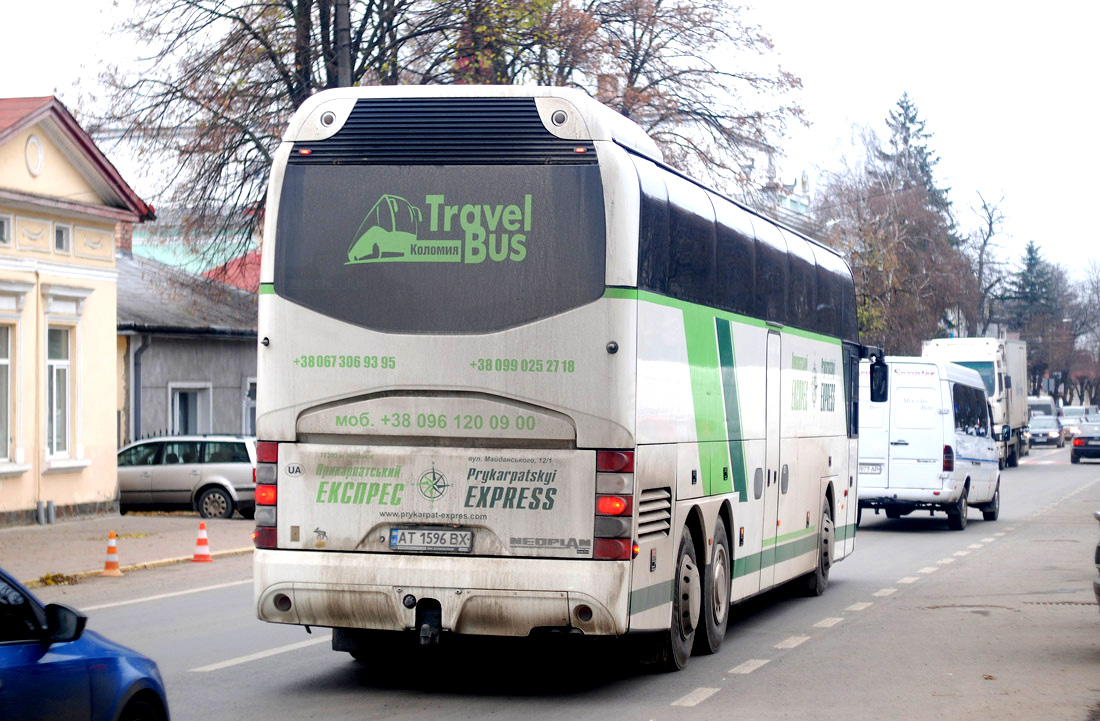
[[54, 223, 72, 254], [167, 382, 213, 435], [0, 325, 10, 461], [46, 326, 71, 458], [0, 214, 12, 247], [41, 285, 92, 471], [242, 376, 257, 435]]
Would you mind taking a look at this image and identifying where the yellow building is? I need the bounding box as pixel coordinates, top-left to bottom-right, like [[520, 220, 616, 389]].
[[0, 97, 153, 526]]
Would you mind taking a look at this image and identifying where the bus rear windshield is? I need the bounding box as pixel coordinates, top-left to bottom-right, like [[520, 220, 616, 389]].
[[274, 164, 607, 333]]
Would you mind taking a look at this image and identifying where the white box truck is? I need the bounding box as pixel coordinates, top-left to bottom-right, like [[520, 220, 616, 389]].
[[921, 337, 1029, 468]]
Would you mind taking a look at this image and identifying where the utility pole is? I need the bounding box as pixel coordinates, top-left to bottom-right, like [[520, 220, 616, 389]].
[[336, 0, 352, 87]]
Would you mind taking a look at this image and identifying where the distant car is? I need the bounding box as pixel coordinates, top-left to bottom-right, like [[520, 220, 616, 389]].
[[1070, 423, 1100, 464], [118, 435, 257, 519], [1028, 415, 1064, 448], [0, 567, 169, 721], [1093, 511, 1100, 614]]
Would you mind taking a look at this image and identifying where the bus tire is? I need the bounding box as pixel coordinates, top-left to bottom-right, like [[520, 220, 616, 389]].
[[947, 485, 969, 531], [694, 517, 730, 656], [802, 502, 833, 597], [657, 526, 700, 671]]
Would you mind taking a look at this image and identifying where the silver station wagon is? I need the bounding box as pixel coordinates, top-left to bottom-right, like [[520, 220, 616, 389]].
[[117, 435, 257, 519]]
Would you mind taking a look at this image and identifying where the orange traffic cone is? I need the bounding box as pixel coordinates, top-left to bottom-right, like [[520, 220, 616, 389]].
[[100, 530, 123, 577], [191, 521, 213, 562]]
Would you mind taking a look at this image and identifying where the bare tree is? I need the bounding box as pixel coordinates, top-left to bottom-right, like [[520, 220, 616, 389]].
[[964, 192, 1007, 336], [91, 0, 803, 263]]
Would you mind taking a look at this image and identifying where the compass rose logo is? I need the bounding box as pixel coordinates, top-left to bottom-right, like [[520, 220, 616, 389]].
[[417, 465, 450, 501]]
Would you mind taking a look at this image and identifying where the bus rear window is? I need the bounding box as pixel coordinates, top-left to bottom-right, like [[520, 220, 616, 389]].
[[274, 164, 606, 333]]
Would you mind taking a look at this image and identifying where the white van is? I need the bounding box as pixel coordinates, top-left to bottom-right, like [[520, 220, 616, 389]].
[[858, 357, 1000, 530]]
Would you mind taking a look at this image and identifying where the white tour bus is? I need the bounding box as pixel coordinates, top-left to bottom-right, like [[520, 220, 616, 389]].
[[252, 86, 886, 670], [858, 357, 999, 530]]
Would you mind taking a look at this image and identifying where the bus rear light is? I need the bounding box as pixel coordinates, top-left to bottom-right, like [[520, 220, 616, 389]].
[[253, 526, 277, 549], [257, 441, 279, 464], [594, 516, 631, 538], [596, 451, 634, 473], [593, 538, 633, 560], [596, 495, 632, 516], [298, 148, 312, 155], [574, 147, 587, 154], [632, 541, 640, 558], [943, 445, 954, 472], [256, 484, 277, 505]]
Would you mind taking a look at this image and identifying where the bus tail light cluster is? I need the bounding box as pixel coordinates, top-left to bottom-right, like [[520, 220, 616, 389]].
[[594, 450, 637, 560], [253, 441, 279, 549], [943, 445, 954, 473]]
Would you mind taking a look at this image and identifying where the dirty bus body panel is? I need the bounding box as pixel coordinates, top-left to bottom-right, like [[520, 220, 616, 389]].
[[253, 87, 868, 670]]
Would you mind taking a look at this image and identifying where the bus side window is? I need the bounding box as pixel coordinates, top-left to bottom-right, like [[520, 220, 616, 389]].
[[712, 195, 755, 316], [665, 175, 716, 306], [754, 222, 788, 324], [780, 228, 817, 330], [634, 158, 670, 295]]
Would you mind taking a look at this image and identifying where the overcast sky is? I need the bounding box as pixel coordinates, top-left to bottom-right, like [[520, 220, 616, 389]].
[[3, 1, 1097, 280]]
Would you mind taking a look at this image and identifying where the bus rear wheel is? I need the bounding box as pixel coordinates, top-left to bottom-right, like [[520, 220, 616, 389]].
[[693, 517, 730, 655], [657, 526, 700, 671]]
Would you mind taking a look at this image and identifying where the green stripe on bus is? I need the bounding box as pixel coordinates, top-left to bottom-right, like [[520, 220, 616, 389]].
[[733, 534, 819, 578], [681, 305, 731, 495], [603, 287, 638, 300], [259, 283, 275, 295], [715, 318, 748, 501], [834, 522, 857, 542], [761, 525, 816, 548], [628, 579, 674, 614], [637, 290, 842, 346]]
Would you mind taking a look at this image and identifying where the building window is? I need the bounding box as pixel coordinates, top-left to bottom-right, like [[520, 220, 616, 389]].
[[54, 224, 71, 254], [0, 326, 8, 460], [243, 379, 256, 435], [0, 215, 11, 246], [46, 327, 70, 456], [170, 384, 211, 435]]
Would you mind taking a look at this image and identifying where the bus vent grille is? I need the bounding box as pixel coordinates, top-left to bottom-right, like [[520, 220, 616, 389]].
[[289, 97, 597, 166], [638, 487, 672, 539]]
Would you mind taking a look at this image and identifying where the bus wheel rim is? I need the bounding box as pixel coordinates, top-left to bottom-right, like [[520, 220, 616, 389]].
[[711, 544, 729, 625], [678, 554, 701, 637]]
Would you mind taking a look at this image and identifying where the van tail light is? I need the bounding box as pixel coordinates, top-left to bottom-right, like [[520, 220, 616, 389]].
[[594, 450, 636, 560], [254, 441, 280, 549], [943, 445, 954, 472]]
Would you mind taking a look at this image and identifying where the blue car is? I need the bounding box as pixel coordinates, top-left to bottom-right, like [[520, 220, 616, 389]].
[[0, 568, 169, 721]]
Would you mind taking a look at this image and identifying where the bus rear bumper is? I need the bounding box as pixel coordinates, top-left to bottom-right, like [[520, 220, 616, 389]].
[[254, 549, 631, 637]]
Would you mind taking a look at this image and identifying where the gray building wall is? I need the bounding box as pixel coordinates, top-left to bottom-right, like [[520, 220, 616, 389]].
[[129, 335, 256, 443]]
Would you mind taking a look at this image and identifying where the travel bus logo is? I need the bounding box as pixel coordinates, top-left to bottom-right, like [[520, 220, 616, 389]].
[[346, 193, 531, 265]]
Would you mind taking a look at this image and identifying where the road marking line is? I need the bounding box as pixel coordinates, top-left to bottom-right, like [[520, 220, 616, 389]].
[[953, 550, 970, 556], [846, 602, 873, 611], [918, 567, 939, 574], [994, 532, 1006, 537], [982, 537, 996, 542], [1007, 527, 1016, 531], [814, 617, 843, 628], [937, 558, 956, 565], [968, 544, 983, 549], [83, 580, 252, 611], [729, 659, 770, 675], [897, 577, 920, 584], [873, 588, 897, 597], [775, 635, 810, 649], [190, 634, 332, 672], [671, 687, 720, 707]]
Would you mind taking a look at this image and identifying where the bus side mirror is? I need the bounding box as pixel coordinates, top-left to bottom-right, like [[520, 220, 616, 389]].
[[870, 361, 888, 403]]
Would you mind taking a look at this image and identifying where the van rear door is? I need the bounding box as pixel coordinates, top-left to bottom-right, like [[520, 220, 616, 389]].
[[888, 365, 944, 489]]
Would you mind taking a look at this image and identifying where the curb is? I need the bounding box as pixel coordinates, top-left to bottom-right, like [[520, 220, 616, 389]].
[[22, 546, 254, 588]]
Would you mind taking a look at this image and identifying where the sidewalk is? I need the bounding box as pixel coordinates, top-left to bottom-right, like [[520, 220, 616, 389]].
[[0, 513, 254, 586]]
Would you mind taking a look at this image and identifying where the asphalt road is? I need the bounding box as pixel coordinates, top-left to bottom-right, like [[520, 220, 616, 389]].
[[36, 444, 1100, 721]]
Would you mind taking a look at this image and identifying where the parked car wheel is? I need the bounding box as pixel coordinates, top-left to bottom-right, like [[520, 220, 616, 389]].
[[197, 487, 234, 519]]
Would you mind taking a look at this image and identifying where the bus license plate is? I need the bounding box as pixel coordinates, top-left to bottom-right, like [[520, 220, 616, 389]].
[[390, 527, 473, 553]]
